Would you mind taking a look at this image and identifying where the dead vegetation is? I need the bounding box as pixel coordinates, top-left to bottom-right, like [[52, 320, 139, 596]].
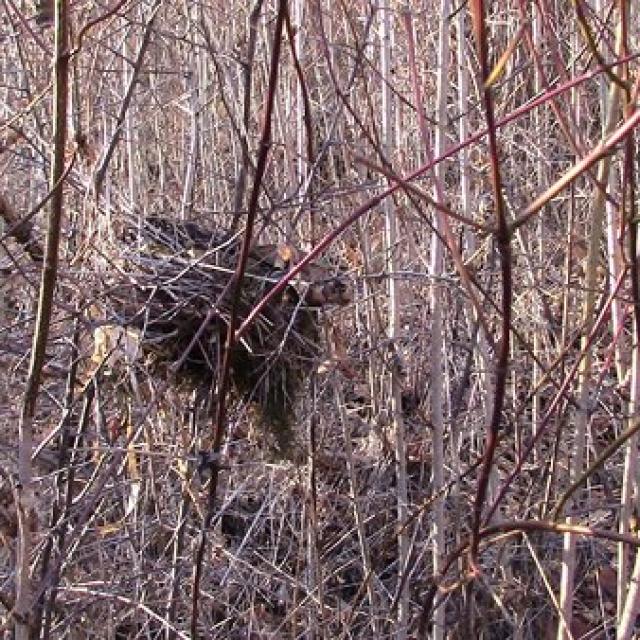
[[1, 1, 640, 639], [90, 214, 352, 449]]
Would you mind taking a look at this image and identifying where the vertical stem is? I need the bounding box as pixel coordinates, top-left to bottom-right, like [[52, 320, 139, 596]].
[[403, 1, 451, 637], [305, 385, 323, 637], [124, 25, 137, 213], [379, 4, 408, 637], [532, 2, 544, 463], [180, 4, 202, 221], [469, 0, 513, 567], [334, 381, 378, 634], [190, 2, 287, 635], [92, 1, 161, 197], [15, 1, 69, 637], [557, 13, 625, 638]]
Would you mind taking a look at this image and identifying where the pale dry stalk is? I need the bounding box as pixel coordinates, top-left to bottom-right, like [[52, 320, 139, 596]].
[[378, 4, 409, 637], [557, 15, 625, 640]]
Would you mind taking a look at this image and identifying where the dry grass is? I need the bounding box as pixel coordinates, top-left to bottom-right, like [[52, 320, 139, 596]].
[[1, 1, 639, 638]]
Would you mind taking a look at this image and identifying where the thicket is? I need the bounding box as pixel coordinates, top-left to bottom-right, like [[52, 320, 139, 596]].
[[1, 1, 640, 638]]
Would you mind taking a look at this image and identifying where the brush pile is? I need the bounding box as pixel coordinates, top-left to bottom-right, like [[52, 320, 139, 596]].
[[97, 215, 350, 443]]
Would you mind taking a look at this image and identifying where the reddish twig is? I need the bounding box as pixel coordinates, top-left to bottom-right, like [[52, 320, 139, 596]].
[[419, 517, 640, 635], [235, 53, 639, 344], [485, 268, 627, 524], [190, 2, 288, 636], [468, 0, 513, 570]]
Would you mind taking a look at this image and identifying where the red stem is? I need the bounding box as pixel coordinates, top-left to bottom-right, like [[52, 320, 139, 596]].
[[190, 3, 288, 637], [235, 53, 639, 343], [467, 0, 513, 570]]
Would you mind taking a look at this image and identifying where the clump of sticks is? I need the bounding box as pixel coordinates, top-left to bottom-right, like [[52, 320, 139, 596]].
[[98, 215, 350, 446]]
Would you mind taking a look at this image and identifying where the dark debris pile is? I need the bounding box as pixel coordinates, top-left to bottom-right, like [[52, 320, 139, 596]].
[[98, 215, 349, 446]]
